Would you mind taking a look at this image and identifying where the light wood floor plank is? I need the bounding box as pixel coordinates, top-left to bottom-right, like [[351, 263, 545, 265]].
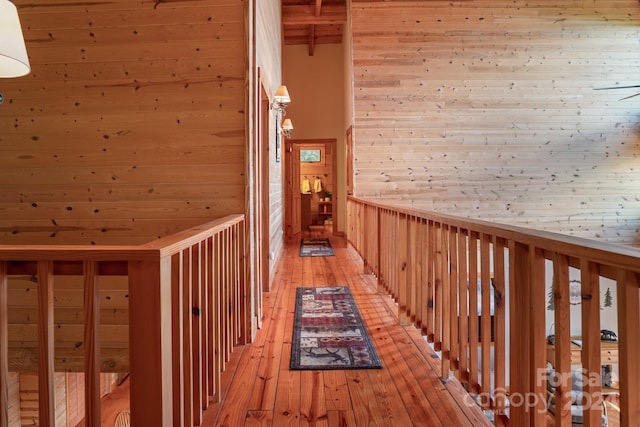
[[88, 228, 493, 427]]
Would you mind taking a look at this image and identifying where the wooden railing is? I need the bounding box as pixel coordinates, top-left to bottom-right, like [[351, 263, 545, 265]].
[[347, 197, 640, 427], [0, 214, 248, 427]]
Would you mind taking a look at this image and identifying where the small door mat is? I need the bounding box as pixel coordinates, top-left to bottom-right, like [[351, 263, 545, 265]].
[[299, 238, 335, 257], [290, 286, 382, 370]]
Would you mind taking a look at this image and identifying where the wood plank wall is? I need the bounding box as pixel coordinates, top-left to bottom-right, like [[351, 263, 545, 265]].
[[0, 0, 246, 245], [256, 0, 286, 277], [8, 275, 129, 373], [350, 0, 640, 247]]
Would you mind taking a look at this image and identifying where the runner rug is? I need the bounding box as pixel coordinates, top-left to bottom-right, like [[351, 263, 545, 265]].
[[299, 238, 335, 257], [290, 286, 382, 370]]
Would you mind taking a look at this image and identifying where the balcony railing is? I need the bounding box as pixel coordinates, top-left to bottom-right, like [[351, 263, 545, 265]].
[[347, 196, 640, 427], [0, 214, 247, 427]]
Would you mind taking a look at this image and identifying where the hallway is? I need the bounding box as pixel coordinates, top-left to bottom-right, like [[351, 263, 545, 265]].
[[201, 229, 491, 426]]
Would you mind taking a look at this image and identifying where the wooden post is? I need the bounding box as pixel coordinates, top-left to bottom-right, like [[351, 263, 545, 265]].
[[580, 260, 602, 427], [83, 261, 101, 427], [448, 225, 459, 373], [397, 213, 409, 324], [468, 232, 479, 392], [492, 237, 507, 423], [553, 253, 572, 426], [0, 262, 8, 427], [37, 261, 55, 427], [480, 233, 491, 394], [171, 252, 185, 427], [529, 247, 547, 425], [128, 257, 174, 426], [508, 242, 531, 426]]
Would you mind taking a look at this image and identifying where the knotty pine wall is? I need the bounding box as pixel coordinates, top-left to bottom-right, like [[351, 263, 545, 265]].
[[0, 0, 246, 245], [350, 0, 640, 247]]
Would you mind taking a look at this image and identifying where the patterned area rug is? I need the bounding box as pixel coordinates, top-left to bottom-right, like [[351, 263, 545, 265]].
[[299, 238, 335, 257], [290, 286, 382, 370]]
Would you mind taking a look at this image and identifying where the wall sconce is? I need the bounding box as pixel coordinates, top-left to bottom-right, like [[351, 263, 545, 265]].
[[0, 0, 31, 105], [271, 85, 291, 112], [281, 118, 293, 138]]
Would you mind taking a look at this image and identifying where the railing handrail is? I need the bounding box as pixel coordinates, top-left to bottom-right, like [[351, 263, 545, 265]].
[[1, 213, 248, 427], [347, 196, 640, 427], [349, 196, 640, 274], [0, 214, 245, 261]]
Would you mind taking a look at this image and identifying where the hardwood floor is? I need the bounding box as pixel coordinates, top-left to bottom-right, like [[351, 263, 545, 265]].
[[91, 228, 491, 426], [201, 229, 490, 427], [83, 227, 624, 426]]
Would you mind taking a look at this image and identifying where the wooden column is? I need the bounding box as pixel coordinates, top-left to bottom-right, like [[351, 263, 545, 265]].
[[83, 261, 101, 426], [128, 257, 174, 426], [580, 260, 602, 427], [508, 242, 531, 426], [37, 261, 55, 427], [0, 262, 8, 427], [529, 247, 547, 425]]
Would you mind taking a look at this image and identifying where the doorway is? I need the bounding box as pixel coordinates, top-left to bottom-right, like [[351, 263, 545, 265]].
[[284, 139, 337, 239]]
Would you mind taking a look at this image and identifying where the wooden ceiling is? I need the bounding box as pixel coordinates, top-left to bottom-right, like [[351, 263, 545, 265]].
[[282, 0, 347, 56]]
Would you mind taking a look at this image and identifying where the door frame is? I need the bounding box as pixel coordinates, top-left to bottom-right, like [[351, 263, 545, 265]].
[[284, 138, 337, 239]]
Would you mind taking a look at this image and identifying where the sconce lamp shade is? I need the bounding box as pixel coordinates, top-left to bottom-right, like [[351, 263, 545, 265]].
[[282, 118, 293, 131], [0, 0, 31, 78], [273, 85, 291, 104]]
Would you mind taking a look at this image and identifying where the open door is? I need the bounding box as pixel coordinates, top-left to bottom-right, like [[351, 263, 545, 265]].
[[285, 139, 336, 239]]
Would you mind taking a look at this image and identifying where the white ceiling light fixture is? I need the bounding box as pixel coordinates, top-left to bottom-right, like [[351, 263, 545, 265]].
[[0, 0, 30, 78]]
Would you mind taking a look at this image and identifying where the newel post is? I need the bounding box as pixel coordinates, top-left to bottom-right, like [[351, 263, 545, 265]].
[[128, 256, 174, 425]]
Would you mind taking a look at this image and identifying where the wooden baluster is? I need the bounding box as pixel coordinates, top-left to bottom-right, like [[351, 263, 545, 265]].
[[213, 233, 222, 400], [433, 222, 444, 352], [83, 261, 101, 427], [0, 262, 8, 427], [468, 233, 479, 393], [441, 224, 451, 377], [580, 259, 602, 427], [171, 252, 185, 427], [181, 249, 194, 427], [492, 237, 507, 425], [426, 220, 435, 342], [447, 226, 460, 375], [616, 269, 640, 427], [398, 213, 409, 324], [223, 228, 231, 364], [37, 261, 55, 427], [449, 226, 459, 373], [409, 216, 419, 325], [238, 221, 250, 345], [457, 230, 469, 382], [553, 253, 572, 426], [201, 238, 210, 406], [206, 236, 217, 401], [416, 218, 427, 335], [374, 205, 380, 276], [191, 244, 203, 425], [480, 233, 491, 396]]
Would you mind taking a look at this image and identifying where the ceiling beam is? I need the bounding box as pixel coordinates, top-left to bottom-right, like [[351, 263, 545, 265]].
[[282, 4, 347, 26], [309, 25, 316, 56], [315, 0, 323, 17], [308, 0, 322, 56]]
